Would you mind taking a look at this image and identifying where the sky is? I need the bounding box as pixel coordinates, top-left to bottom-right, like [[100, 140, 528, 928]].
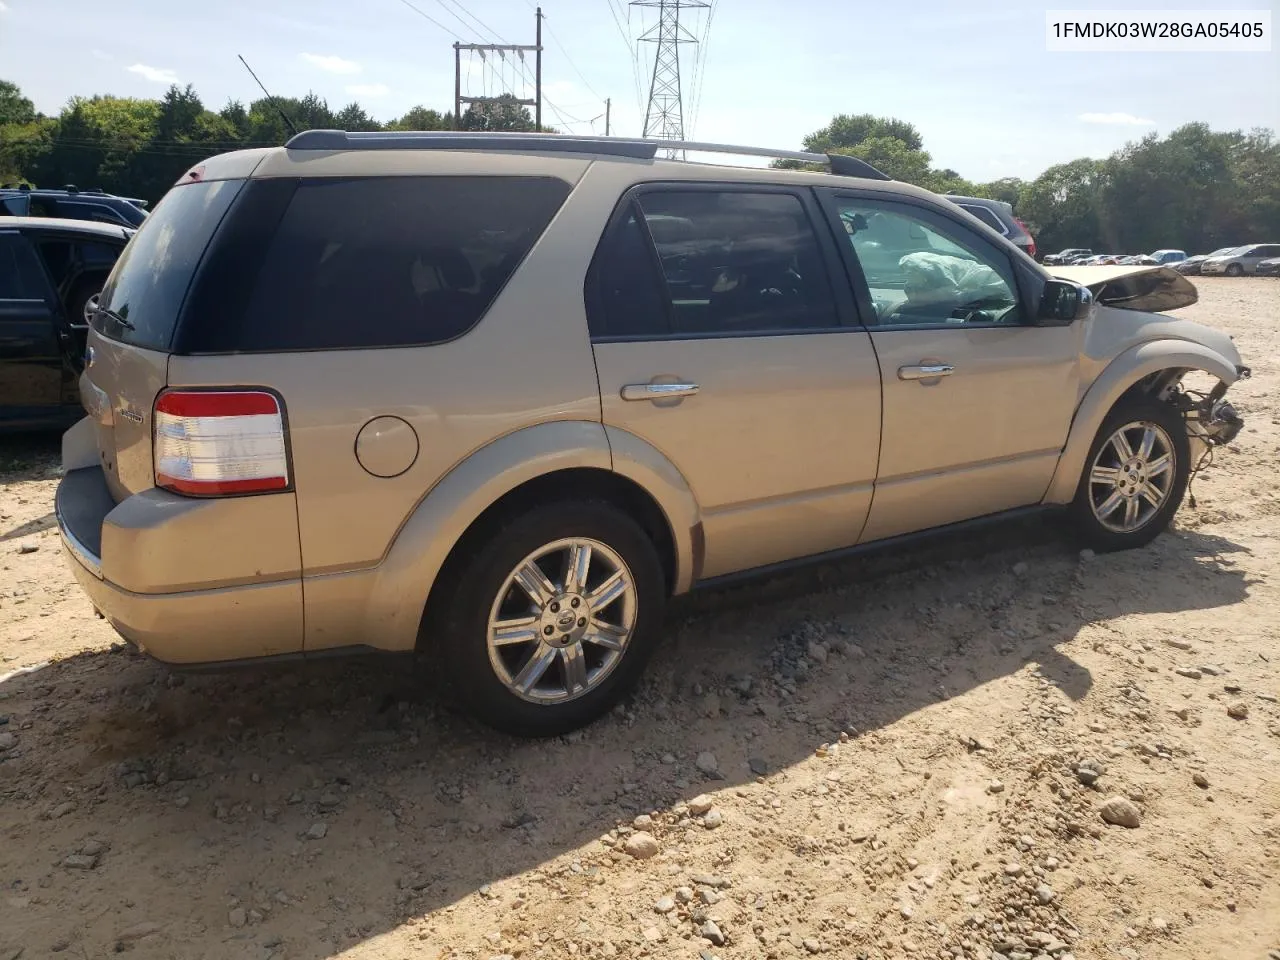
[[1, 0, 1277, 181]]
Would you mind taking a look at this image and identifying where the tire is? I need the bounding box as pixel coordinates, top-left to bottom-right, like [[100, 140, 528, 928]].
[[437, 500, 667, 737], [66, 279, 102, 327], [1225, 263, 1243, 277], [1069, 395, 1191, 552]]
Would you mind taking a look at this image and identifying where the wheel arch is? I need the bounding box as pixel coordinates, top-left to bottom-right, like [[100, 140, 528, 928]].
[[355, 420, 700, 654], [1043, 339, 1239, 504]]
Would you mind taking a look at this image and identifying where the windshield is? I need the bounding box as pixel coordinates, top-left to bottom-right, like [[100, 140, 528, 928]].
[[94, 178, 243, 350]]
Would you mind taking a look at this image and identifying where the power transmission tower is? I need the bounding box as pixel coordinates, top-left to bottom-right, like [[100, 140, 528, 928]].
[[632, 0, 708, 155]]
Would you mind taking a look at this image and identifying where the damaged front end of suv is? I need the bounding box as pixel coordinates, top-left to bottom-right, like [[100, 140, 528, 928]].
[[1052, 261, 1249, 478]]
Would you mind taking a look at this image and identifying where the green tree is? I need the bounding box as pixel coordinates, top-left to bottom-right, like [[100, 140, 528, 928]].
[[0, 79, 36, 126], [459, 94, 539, 132], [334, 102, 382, 132], [387, 105, 453, 130], [1018, 158, 1108, 253], [803, 113, 924, 153]]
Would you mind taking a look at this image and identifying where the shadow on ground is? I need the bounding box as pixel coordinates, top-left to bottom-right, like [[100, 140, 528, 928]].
[[0, 513, 1255, 958]]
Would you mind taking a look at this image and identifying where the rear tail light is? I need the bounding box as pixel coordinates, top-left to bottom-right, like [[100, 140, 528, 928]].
[[1015, 218, 1037, 258], [154, 390, 289, 496]]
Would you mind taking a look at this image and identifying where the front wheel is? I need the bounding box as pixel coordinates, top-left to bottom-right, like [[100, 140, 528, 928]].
[[1225, 263, 1243, 277], [1069, 397, 1191, 552], [437, 500, 667, 737]]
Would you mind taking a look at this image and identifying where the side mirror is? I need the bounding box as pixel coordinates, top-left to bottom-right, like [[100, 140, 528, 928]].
[[1036, 279, 1088, 325]]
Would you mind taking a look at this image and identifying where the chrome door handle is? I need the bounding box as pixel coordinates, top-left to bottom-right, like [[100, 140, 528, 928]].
[[620, 381, 700, 402], [898, 364, 954, 381]]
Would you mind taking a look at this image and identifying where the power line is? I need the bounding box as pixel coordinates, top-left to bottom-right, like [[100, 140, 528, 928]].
[[606, 0, 644, 109], [435, 0, 506, 43], [542, 15, 607, 103], [393, 0, 462, 40], [687, 0, 717, 137]]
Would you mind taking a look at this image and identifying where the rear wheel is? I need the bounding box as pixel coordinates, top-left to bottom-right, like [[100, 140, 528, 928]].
[[437, 500, 666, 737], [1070, 396, 1190, 552]]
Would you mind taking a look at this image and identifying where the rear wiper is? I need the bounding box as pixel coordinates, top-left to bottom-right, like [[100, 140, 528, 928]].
[[96, 305, 135, 330]]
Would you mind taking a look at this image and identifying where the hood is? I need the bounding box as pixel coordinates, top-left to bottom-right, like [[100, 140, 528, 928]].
[[1049, 264, 1197, 313]]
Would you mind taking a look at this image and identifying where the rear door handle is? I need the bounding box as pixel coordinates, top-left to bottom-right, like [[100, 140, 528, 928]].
[[620, 381, 700, 402], [898, 364, 954, 381]]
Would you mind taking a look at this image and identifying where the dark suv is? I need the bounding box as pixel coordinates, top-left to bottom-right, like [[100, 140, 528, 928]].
[[1, 185, 148, 229], [0, 217, 133, 430], [943, 194, 1036, 259]]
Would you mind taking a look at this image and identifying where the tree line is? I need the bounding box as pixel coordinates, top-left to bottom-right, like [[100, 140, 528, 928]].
[[2, 78, 1277, 255]]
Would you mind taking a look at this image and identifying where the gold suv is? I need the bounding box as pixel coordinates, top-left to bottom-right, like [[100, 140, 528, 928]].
[[55, 132, 1249, 735]]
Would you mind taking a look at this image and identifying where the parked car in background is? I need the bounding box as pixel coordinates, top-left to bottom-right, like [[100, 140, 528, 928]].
[[1118, 255, 1159, 266], [1174, 247, 1241, 275], [942, 195, 1036, 259], [1201, 243, 1280, 276], [0, 185, 148, 229], [53, 130, 1250, 736], [1, 217, 133, 430], [1256, 257, 1280, 277], [1043, 248, 1092, 265], [1150, 249, 1187, 265]]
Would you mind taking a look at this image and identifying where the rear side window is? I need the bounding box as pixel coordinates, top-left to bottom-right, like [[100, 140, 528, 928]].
[[94, 179, 243, 350], [588, 189, 839, 339], [186, 176, 571, 353]]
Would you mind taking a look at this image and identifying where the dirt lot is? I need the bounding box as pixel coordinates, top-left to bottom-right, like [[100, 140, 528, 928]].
[[1, 277, 1278, 960]]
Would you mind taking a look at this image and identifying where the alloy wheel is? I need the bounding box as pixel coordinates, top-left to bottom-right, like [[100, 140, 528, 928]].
[[1088, 420, 1176, 533], [486, 537, 637, 704]]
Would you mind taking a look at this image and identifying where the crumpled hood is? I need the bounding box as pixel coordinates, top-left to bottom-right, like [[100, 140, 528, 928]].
[[1050, 264, 1198, 313]]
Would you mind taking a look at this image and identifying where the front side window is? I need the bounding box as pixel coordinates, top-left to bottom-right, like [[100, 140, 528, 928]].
[[588, 189, 839, 339], [836, 199, 1024, 327]]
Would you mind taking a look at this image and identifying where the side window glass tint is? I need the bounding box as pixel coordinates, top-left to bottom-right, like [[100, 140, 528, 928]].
[[587, 206, 669, 338], [0, 236, 45, 300], [962, 205, 1006, 233], [0, 237, 26, 299], [77, 241, 122, 267], [35, 240, 74, 291], [838, 201, 1023, 327], [635, 191, 838, 336], [227, 176, 571, 352]]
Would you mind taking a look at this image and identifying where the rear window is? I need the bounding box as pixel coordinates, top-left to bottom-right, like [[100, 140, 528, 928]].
[[181, 175, 572, 353], [94, 179, 243, 350], [959, 204, 1008, 234]]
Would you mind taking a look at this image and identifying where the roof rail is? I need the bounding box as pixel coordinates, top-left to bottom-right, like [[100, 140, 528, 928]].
[[284, 130, 891, 181]]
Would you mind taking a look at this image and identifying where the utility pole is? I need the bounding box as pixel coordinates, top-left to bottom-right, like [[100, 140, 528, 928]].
[[605, 98, 611, 136], [632, 0, 708, 154], [453, 43, 462, 130], [451, 9, 543, 132], [535, 7, 543, 131]]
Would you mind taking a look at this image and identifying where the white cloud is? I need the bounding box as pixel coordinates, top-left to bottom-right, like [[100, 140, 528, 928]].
[[127, 63, 179, 84], [300, 53, 362, 75], [0, 2, 9, 13], [346, 83, 390, 98], [1078, 112, 1156, 126]]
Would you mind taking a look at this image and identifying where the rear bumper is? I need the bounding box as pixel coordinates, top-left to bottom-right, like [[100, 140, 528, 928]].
[[56, 465, 305, 665]]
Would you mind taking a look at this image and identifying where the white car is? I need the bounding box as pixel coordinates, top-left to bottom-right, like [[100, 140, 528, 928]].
[[1201, 243, 1280, 276]]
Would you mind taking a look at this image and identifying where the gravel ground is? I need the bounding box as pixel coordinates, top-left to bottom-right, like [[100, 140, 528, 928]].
[[1, 277, 1278, 960]]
